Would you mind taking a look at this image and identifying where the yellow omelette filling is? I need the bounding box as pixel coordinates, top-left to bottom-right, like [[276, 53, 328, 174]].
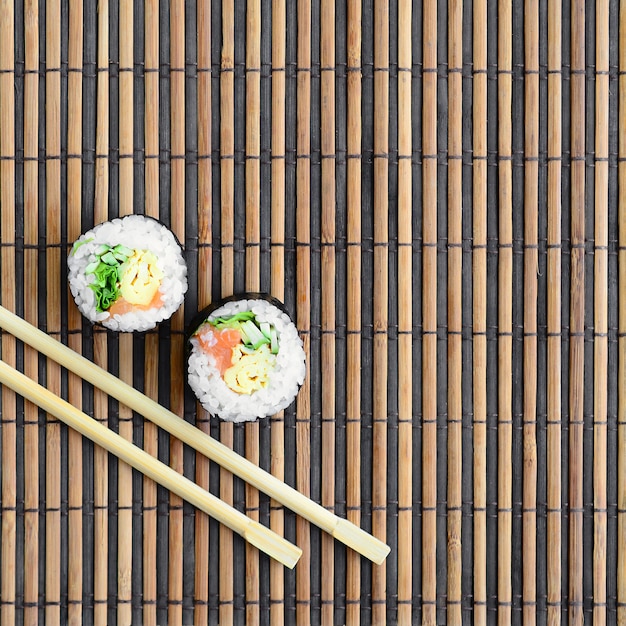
[[119, 250, 163, 305], [223, 344, 275, 394]]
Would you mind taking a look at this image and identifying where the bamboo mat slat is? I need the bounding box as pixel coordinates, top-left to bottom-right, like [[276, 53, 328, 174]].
[[0, 1, 624, 624], [397, 0, 412, 624], [607, 5, 626, 626], [447, 0, 462, 620], [67, 2, 84, 624], [219, 2, 236, 623], [523, 0, 539, 622], [143, 2, 161, 625], [167, 1, 187, 623], [421, 0, 438, 619], [594, 1, 610, 624], [0, 1, 17, 625], [473, 0, 488, 620], [547, 0, 563, 621], [44, 2, 62, 622], [194, 0, 212, 619], [570, 0, 586, 622], [497, 2, 514, 623], [270, 1, 287, 622], [22, 0, 39, 622], [372, 1, 389, 623], [345, 1, 363, 623], [244, 1, 262, 621], [93, 1, 110, 622], [295, 0, 312, 623], [320, 0, 336, 623], [116, 2, 135, 623]]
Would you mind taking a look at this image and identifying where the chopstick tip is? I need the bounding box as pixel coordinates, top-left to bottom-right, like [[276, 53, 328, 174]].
[[332, 518, 390, 565]]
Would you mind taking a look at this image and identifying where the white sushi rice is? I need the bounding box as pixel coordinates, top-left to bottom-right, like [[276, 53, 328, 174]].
[[67, 215, 188, 332], [187, 298, 306, 422]]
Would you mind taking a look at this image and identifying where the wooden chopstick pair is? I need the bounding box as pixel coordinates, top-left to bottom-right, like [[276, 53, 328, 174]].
[[0, 306, 390, 567]]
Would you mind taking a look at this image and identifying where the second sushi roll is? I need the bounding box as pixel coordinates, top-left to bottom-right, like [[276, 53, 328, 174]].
[[187, 294, 306, 422], [68, 215, 188, 332]]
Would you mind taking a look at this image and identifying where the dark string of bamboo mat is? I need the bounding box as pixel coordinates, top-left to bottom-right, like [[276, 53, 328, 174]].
[[0, 1, 624, 624]]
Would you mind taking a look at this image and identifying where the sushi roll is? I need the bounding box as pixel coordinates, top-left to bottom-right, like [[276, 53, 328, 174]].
[[187, 294, 306, 422], [68, 215, 188, 332]]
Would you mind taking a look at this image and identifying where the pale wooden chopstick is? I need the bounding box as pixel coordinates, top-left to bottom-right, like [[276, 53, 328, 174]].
[[0, 305, 390, 564], [0, 357, 301, 569]]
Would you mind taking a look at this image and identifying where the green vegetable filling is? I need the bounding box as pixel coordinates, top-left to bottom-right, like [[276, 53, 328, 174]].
[[85, 243, 135, 312], [208, 311, 280, 354], [70, 237, 94, 255]]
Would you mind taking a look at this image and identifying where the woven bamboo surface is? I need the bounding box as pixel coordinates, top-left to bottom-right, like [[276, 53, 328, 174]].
[[0, 0, 624, 624]]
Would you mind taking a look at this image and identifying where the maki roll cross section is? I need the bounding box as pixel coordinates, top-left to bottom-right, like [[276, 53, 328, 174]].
[[187, 294, 306, 422], [68, 215, 188, 332]]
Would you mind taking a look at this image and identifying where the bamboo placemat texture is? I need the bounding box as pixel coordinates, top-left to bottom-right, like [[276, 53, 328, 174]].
[[0, 0, 624, 624]]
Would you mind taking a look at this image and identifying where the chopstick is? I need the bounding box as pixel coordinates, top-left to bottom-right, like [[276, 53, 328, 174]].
[[0, 358, 302, 569], [0, 305, 390, 564]]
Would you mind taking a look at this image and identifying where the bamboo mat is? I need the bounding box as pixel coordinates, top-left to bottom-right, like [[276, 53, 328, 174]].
[[0, 0, 624, 624]]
